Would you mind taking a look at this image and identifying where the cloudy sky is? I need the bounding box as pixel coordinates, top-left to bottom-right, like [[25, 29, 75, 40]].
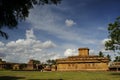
[[0, 0, 120, 63]]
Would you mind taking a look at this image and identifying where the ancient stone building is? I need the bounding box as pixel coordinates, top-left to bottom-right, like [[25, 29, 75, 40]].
[[56, 48, 109, 71], [26, 59, 42, 70], [12, 64, 27, 70], [109, 62, 120, 71], [0, 59, 42, 70]]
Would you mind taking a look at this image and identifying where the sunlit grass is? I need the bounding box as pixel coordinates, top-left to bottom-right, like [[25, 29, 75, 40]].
[[0, 70, 120, 80]]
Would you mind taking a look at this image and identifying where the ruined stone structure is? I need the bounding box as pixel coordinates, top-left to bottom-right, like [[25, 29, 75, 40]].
[[56, 48, 109, 71], [13, 64, 20, 70], [0, 59, 42, 70], [109, 62, 120, 71], [0, 59, 7, 69], [0, 59, 13, 70], [26, 59, 42, 70], [12, 64, 27, 70], [27, 59, 37, 70]]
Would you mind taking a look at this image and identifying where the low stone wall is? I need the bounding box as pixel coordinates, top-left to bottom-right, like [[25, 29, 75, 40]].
[[57, 63, 109, 71]]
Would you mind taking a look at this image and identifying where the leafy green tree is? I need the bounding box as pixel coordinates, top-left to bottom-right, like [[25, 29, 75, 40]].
[[46, 59, 56, 65], [114, 56, 120, 62], [33, 60, 41, 64], [105, 17, 120, 61], [106, 54, 111, 61], [105, 17, 120, 51], [0, 0, 61, 39], [98, 51, 104, 57], [51, 59, 56, 65]]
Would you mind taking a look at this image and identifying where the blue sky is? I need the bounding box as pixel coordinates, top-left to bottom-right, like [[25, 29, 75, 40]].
[[0, 0, 120, 63]]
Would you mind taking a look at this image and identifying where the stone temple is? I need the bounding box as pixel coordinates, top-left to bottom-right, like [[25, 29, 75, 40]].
[[56, 48, 109, 71]]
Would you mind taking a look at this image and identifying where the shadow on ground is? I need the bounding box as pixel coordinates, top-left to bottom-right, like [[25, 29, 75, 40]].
[[28, 79, 63, 80], [110, 72, 120, 75], [0, 76, 25, 80]]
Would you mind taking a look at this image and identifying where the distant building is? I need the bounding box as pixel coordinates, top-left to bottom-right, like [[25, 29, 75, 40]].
[[0, 59, 7, 69], [0, 59, 42, 71], [0, 59, 13, 70], [27, 59, 36, 70], [109, 62, 120, 71], [12, 63, 27, 70], [13, 64, 20, 70], [26, 59, 43, 70], [56, 48, 109, 71]]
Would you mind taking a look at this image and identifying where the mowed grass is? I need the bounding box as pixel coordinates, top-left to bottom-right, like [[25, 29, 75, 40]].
[[0, 70, 120, 80]]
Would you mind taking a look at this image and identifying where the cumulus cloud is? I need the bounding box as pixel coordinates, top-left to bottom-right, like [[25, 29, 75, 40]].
[[102, 38, 111, 45], [64, 49, 77, 57], [26, 29, 36, 39], [0, 29, 58, 63], [97, 38, 112, 55], [65, 19, 76, 27]]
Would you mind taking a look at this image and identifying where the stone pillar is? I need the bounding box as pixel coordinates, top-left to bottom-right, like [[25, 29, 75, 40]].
[[78, 48, 89, 57]]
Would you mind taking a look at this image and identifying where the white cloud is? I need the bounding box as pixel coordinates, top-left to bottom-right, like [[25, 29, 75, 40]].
[[97, 27, 106, 31], [0, 42, 4, 46], [26, 29, 36, 39], [23, 5, 107, 57], [64, 48, 77, 57], [0, 29, 59, 63], [96, 38, 112, 56], [65, 19, 76, 27], [89, 49, 96, 54], [42, 41, 56, 49]]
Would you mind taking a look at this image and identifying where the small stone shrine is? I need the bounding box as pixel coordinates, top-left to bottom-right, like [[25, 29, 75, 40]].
[[109, 62, 120, 71], [27, 59, 36, 70]]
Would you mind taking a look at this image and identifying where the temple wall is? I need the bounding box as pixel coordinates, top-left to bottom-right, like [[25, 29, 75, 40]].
[[57, 62, 108, 71]]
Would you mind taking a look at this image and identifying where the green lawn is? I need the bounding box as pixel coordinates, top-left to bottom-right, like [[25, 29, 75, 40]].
[[0, 71, 120, 80]]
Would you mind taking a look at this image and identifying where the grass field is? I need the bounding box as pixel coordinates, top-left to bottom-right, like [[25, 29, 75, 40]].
[[0, 71, 120, 80]]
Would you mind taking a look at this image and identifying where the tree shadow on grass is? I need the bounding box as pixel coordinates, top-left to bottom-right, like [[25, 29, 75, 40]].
[[0, 76, 25, 80], [110, 72, 120, 79], [28, 79, 63, 80]]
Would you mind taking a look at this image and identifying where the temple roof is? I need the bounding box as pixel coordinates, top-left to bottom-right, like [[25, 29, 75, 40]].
[[56, 55, 109, 63]]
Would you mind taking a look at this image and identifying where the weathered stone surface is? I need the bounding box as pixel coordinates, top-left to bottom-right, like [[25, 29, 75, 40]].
[[26, 59, 36, 70], [56, 48, 109, 71]]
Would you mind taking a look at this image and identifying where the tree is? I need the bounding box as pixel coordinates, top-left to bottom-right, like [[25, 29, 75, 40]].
[[105, 17, 120, 61], [0, 0, 61, 39], [29, 59, 41, 64], [46, 59, 56, 65], [105, 17, 120, 51], [98, 51, 104, 57], [114, 56, 120, 62], [33, 60, 41, 64]]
